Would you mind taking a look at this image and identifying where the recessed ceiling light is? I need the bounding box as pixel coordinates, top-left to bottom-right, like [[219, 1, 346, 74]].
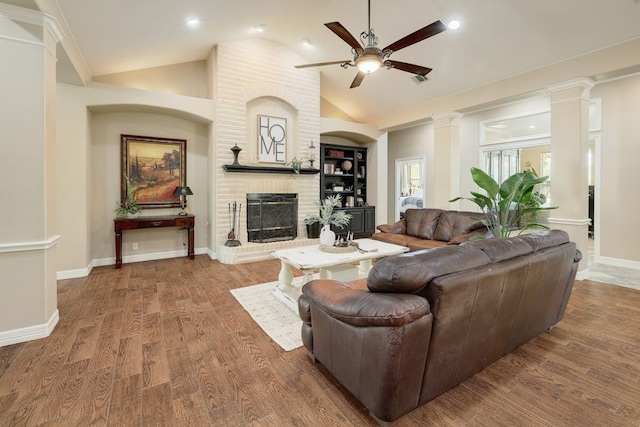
[[302, 38, 310, 46], [186, 19, 200, 28], [447, 20, 460, 30], [255, 24, 265, 33]]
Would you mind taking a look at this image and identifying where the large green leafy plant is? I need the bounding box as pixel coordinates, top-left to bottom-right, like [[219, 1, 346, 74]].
[[304, 194, 352, 227], [450, 167, 556, 238]]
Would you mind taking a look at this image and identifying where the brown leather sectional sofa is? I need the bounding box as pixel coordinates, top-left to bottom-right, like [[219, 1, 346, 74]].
[[298, 230, 581, 423], [372, 208, 490, 250]]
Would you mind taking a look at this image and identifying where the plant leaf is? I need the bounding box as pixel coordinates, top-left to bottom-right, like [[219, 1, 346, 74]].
[[470, 167, 499, 199]]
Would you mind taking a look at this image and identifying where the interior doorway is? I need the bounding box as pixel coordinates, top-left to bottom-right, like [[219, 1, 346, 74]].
[[395, 156, 426, 221]]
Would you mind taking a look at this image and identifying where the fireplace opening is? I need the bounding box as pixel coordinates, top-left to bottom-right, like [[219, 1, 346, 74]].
[[246, 193, 298, 243]]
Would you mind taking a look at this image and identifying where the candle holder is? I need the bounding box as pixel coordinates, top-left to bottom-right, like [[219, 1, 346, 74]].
[[231, 144, 242, 165], [308, 140, 316, 168]]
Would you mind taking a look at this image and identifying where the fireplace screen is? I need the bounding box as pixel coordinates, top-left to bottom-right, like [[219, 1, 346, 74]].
[[246, 193, 298, 243]]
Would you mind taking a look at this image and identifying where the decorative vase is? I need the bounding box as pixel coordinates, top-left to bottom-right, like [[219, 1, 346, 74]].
[[319, 224, 336, 246]]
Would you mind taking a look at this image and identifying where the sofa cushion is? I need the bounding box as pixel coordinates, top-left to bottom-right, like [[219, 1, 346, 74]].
[[367, 245, 491, 294], [460, 237, 533, 262], [407, 239, 448, 251], [405, 208, 443, 239], [377, 219, 406, 234], [372, 232, 420, 247], [520, 229, 570, 251], [433, 211, 485, 242]]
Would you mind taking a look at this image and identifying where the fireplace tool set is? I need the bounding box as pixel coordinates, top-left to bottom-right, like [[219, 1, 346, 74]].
[[225, 201, 242, 247]]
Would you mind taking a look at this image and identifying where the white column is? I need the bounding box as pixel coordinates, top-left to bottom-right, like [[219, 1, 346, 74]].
[[0, 4, 62, 345], [547, 78, 594, 272], [431, 112, 463, 209]]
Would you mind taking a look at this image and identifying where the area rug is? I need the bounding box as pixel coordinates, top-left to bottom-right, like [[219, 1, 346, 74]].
[[230, 281, 303, 351]]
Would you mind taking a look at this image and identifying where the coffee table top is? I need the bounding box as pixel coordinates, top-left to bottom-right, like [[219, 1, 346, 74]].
[[272, 238, 409, 270]]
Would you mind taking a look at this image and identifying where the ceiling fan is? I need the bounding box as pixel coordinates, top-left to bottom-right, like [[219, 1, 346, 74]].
[[295, 0, 447, 88]]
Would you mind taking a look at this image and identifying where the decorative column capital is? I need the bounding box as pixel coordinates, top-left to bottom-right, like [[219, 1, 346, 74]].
[[546, 78, 595, 101], [431, 111, 463, 126]]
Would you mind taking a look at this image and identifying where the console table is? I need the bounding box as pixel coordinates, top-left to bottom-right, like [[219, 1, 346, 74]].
[[113, 215, 195, 268]]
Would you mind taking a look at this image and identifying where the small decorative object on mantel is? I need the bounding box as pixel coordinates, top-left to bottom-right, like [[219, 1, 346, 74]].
[[287, 157, 303, 174], [225, 201, 242, 247], [231, 143, 242, 165], [308, 140, 317, 168]]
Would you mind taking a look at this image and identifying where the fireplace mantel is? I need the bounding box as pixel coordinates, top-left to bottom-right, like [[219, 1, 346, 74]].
[[222, 164, 320, 175]]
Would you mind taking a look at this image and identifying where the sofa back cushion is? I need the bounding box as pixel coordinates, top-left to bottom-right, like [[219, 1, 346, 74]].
[[405, 209, 443, 239], [433, 211, 485, 242], [460, 237, 533, 262], [367, 245, 491, 294]]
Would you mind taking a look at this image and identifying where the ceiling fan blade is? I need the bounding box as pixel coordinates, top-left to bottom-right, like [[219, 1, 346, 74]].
[[350, 71, 366, 89], [325, 22, 364, 53], [295, 60, 351, 69], [383, 20, 447, 53], [385, 60, 432, 76]]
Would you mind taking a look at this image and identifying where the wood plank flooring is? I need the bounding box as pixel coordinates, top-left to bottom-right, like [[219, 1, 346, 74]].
[[1, 256, 640, 426]]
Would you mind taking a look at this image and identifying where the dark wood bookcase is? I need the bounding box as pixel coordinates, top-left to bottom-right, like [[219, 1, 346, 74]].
[[319, 143, 375, 238]]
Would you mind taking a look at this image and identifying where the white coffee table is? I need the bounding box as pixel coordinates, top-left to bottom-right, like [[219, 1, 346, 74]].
[[271, 238, 409, 311]]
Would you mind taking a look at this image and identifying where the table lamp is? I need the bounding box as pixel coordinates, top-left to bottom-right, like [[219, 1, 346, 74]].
[[173, 186, 193, 216]]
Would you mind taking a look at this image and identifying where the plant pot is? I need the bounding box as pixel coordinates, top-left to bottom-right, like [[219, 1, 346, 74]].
[[319, 224, 336, 246], [306, 222, 320, 239]]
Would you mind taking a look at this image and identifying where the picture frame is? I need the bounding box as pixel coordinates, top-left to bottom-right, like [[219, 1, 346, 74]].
[[121, 134, 186, 209], [257, 115, 287, 164]]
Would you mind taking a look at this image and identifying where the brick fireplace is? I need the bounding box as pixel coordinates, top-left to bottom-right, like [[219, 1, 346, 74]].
[[214, 39, 320, 264]]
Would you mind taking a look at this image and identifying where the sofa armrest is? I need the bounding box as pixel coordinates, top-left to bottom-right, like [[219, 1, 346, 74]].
[[299, 279, 433, 422], [377, 219, 407, 234], [301, 279, 430, 327]]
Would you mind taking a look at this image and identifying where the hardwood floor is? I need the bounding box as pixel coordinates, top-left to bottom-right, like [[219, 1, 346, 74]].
[[1, 256, 640, 426]]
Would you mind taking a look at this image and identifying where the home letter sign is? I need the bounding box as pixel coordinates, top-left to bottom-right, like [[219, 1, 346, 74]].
[[258, 115, 286, 163]]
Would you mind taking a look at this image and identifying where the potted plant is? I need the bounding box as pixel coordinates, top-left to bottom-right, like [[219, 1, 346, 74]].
[[287, 157, 303, 174], [115, 177, 143, 217], [332, 181, 345, 192], [356, 182, 365, 195], [304, 194, 352, 245], [450, 167, 556, 238]]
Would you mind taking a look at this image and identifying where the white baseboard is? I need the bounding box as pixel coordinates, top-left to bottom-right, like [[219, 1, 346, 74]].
[[0, 309, 59, 347], [595, 256, 640, 271], [57, 247, 210, 279], [576, 269, 590, 281]]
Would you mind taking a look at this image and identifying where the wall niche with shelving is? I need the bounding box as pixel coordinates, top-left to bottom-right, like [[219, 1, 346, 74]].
[[320, 143, 375, 238]]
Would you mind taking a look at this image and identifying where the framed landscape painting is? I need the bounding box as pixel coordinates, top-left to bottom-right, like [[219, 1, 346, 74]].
[[121, 134, 186, 208]]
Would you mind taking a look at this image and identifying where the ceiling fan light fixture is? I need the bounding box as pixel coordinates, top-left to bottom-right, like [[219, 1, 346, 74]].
[[356, 55, 382, 73]]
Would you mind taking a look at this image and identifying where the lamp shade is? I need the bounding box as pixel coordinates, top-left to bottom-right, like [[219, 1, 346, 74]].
[[173, 186, 193, 196]]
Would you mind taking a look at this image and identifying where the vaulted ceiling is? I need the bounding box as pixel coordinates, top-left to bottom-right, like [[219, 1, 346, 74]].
[[16, 0, 640, 124]]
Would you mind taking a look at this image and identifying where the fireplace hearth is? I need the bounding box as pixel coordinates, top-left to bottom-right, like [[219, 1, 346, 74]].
[[246, 193, 298, 243]]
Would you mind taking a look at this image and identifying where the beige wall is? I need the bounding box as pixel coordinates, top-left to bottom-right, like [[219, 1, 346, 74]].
[[591, 74, 640, 264], [93, 60, 209, 99], [0, 3, 59, 344], [89, 112, 210, 263], [56, 82, 214, 276]]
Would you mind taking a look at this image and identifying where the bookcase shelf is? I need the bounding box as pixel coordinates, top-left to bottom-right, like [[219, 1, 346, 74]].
[[319, 143, 374, 238]]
